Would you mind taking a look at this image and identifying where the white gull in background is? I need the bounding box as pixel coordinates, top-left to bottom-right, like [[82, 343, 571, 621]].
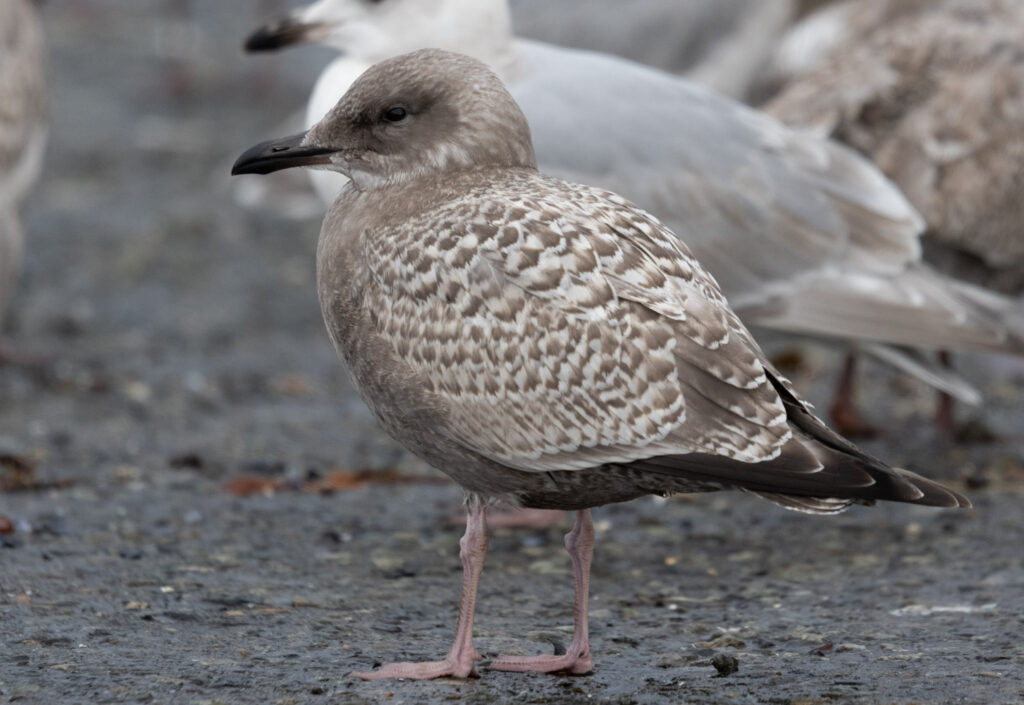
[[0, 0, 47, 331], [243, 0, 1024, 431], [232, 0, 814, 215]]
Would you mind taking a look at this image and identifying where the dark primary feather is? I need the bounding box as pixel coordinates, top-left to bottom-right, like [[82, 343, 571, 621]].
[[628, 370, 969, 510]]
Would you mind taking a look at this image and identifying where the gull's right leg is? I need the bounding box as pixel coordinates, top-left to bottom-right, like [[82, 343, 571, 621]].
[[353, 503, 487, 680]]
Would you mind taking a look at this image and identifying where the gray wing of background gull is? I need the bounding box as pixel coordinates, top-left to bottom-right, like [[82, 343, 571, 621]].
[[510, 0, 797, 97], [762, 0, 1024, 270], [0, 0, 47, 324], [511, 41, 1024, 360]]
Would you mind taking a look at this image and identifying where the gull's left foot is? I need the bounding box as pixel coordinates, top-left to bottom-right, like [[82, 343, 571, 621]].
[[490, 648, 593, 675]]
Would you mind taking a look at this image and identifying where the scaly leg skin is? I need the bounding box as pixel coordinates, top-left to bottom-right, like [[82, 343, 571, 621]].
[[352, 503, 487, 680], [491, 509, 595, 675], [829, 353, 880, 438]]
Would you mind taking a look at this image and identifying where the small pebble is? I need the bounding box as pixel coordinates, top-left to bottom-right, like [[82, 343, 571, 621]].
[[711, 653, 739, 677]]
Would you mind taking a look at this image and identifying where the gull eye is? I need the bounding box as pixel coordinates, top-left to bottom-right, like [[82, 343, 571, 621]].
[[382, 106, 408, 123]]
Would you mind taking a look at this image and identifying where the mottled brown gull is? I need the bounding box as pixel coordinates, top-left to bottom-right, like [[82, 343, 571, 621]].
[[0, 0, 47, 331], [232, 49, 969, 680], [243, 0, 1024, 434]]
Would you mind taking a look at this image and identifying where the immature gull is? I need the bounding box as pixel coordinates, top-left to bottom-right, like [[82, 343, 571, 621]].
[[233, 49, 968, 680], [0, 0, 47, 331], [244, 0, 1024, 433], [764, 0, 1024, 279]]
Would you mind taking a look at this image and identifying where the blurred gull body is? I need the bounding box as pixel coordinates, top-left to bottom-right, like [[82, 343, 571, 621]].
[[765, 0, 1024, 281], [0, 0, 47, 328], [244, 0, 1024, 426], [232, 49, 968, 679]]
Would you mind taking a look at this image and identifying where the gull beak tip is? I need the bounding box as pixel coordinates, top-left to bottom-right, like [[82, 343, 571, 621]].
[[243, 18, 319, 53]]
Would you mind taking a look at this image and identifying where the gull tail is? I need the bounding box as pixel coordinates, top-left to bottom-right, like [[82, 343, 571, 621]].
[[747, 464, 970, 515], [748, 263, 1024, 356], [633, 370, 971, 514]]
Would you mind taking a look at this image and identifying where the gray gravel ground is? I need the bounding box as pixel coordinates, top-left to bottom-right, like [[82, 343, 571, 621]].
[[2, 3, 1023, 704]]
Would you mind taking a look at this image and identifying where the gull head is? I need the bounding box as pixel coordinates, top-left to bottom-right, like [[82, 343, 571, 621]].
[[244, 0, 512, 63], [232, 49, 536, 190]]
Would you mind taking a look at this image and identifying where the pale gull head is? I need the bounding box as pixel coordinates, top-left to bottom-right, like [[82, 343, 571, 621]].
[[244, 0, 512, 64], [233, 49, 535, 190]]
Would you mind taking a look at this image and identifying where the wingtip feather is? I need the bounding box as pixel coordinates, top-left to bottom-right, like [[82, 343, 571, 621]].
[[893, 467, 972, 509]]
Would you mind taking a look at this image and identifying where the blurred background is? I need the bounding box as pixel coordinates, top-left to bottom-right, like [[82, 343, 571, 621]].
[[1, 2, 1022, 703]]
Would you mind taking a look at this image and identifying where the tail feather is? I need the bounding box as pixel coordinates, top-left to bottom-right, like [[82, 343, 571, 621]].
[[892, 467, 972, 509], [747, 263, 1024, 355]]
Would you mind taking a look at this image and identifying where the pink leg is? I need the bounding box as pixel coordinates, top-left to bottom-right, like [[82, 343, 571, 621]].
[[829, 353, 880, 438], [934, 351, 956, 434], [491, 509, 595, 674], [353, 503, 487, 680]]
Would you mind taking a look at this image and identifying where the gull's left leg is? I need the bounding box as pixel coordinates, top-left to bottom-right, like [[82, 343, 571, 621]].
[[490, 509, 595, 674]]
